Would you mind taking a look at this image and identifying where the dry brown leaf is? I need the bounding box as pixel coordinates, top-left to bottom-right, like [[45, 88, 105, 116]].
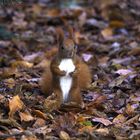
[[59, 131, 70, 140], [101, 27, 113, 38], [77, 116, 90, 123], [98, 56, 109, 66], [109, 75, 128, 88], [1, 68, 20, 78], [75, 31, 90, 46], [79, 125, 95, 133], [113, 114, 126, 125], [109, 20, 125, 28], [95, 128, 109, 136], [32, 110, 48, 120], [13, 17, 27, 29], [19, 111, 34, 122], [32, 4, 42, 15], [9, 95, 24, 118], [21, 135, 37, 140], [4, 78, 16, 89], [43, 95, 59, 112], [125, 104, 135, 115], [128, 47, 140, 56], [92, 117, 112, 126], [23, 52, 44, 63], [33, 118, 46, 128], [94, 95, 107, 106], [5, 138, 16, 140], [46, 9, 61, 17]]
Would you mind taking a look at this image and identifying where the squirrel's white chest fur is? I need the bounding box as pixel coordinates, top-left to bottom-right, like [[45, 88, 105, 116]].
[[59, 59, 75, 102]]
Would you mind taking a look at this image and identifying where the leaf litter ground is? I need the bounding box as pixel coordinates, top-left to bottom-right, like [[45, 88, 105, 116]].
[[0, 0, 140, 139]]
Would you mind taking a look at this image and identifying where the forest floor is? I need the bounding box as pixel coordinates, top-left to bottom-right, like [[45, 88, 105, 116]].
[[0, 0, 140, 139]]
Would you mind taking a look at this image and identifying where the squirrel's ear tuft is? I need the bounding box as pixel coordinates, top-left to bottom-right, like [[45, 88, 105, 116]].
[[56, 28, 64, 46]]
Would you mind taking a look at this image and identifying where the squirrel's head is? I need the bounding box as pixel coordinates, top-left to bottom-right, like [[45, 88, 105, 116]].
[[56, 26, 77, 58]]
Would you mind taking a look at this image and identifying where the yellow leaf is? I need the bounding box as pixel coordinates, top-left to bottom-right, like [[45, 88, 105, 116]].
[[4, 78, 16, 89], [113, 114, 126, 125], [101, 27, 113, 38], [19, 111, 34, 122], [9, 95, 24, 118]]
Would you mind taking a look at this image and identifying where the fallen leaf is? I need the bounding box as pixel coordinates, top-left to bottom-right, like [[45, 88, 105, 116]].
[[92, 117, 112, 126], [125, 104, 135, 115], [98, 56, 109, 66], [113, 114, 126, 125], [81, 121, 93, 126], [1, 68, 20, 78], [109, 20, 125, 28], [21, 135, 37, 140], [59, 131, 70, 140], [23, 52, 43, 63], [19, 111, 34, 122], [33, 118, 46, 128], [32, 4, 42, 15], [76, 115, 90, 123], [75, 31, 90, 46], [109, 75, 128, 88], [13, 17, 27, 29], [130, 95, 140, 102], [95, 128, 109, 135], [5, 138, 16, 140], [33, 126, 52, 136], [84, 18, 107, 29], [115, 69, 133, 75], [129, 130, 140, 139], [46, 9, 61, 18], [82, 53, 93, 62], [4, 78, 16, 89], [9, 95, 24, 118], [101, 27, 113, 38], [43, 94, 59, 112], [79, 125, 95, 133], [32, 110, 48, 120], [128, 47, 140, 56]]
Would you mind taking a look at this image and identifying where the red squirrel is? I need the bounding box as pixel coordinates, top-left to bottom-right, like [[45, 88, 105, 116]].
[[40, 26, 92, 107]]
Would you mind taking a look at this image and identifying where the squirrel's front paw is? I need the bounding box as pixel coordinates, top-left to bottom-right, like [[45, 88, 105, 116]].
[[70, 69, 78, 77], [60, 70, 66, 76]]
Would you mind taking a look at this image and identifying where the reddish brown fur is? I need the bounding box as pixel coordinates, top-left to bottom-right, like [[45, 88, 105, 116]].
[[40, 26, 92, 108]]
